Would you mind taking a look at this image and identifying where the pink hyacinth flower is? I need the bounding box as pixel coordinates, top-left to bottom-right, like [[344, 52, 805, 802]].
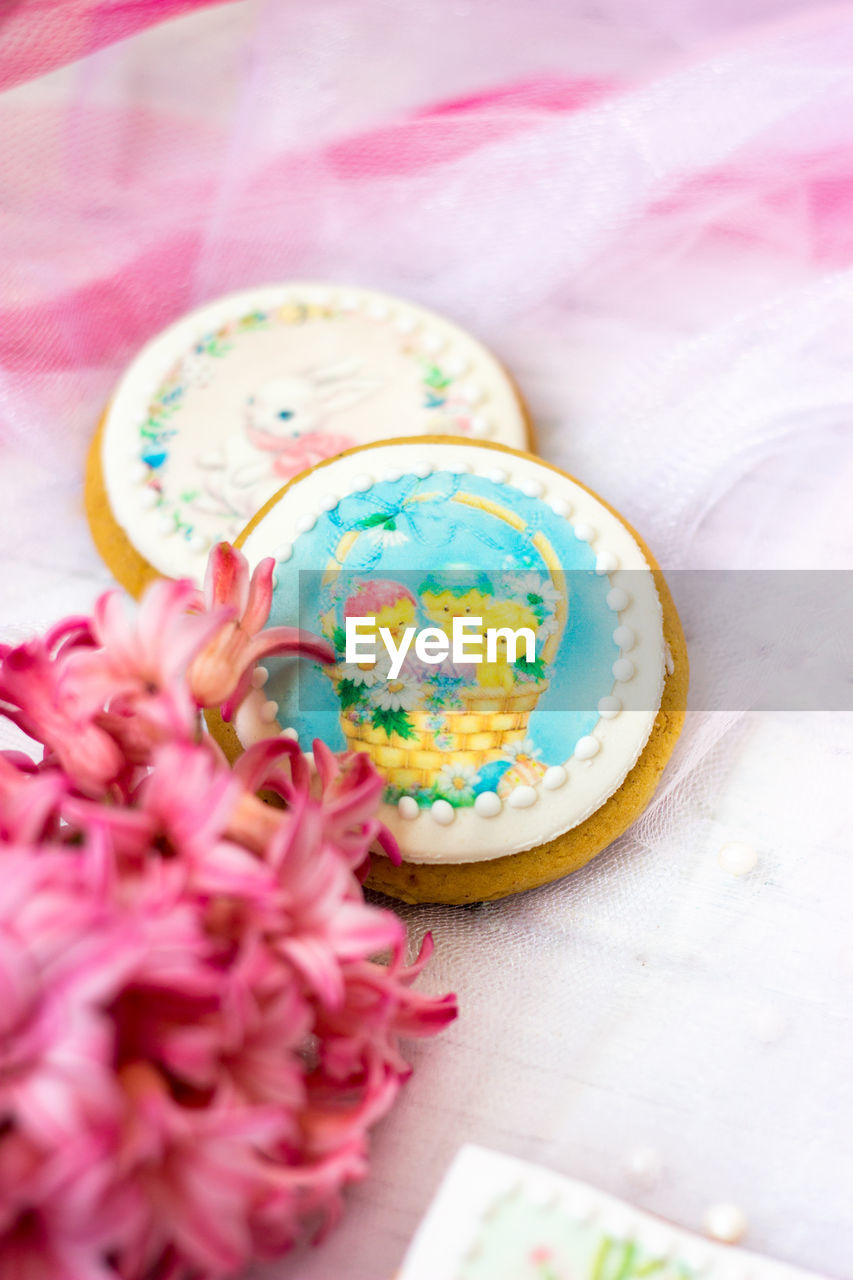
[[0, 558, 457, 1278], [64, 578, 228, 747], [0, 632, 125, 795], [190, 543, 334, 721]]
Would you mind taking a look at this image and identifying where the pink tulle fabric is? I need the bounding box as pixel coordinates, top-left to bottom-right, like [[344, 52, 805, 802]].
[[3, 3, 853, 1278], [0, 0, 233, 93]]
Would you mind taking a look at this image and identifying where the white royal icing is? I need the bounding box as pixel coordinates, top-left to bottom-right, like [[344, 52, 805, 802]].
[[235, 441, 668, 866], [101, 284, 530, 583]]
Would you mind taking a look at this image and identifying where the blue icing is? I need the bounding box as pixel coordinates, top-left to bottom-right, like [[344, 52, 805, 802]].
[[263, 470, 618, 806], [475, 760, 512, 794]]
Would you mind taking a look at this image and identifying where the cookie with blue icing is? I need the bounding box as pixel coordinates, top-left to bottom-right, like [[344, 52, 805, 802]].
[[86, 284, 532, 594], [208, 438, 687, 904]]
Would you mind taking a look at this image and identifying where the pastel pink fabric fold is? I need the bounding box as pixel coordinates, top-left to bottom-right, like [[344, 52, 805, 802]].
[[0, 0, 235, 93]]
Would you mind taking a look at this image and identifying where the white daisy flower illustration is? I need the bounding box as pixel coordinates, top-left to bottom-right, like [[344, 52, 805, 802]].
[[515, 572, 563, 611], [503, 737, 542, 762], [371, 671, 421, 712], [346, 652, 392, 688], [435, 762, 481, 804], [181, 350, 214, 387], [369, 525, 409, 549]]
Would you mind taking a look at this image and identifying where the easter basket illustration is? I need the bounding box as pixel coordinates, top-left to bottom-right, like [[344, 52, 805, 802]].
[[320, 488, 568, 807]]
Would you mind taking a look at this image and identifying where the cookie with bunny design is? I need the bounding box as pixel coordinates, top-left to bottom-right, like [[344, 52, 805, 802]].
[[86, 284, 533, 595]]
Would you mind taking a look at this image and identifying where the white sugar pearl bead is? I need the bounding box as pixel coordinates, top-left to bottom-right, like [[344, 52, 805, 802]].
[[431, 799, 455, 825], [412, 460, 432, 478], [318, 493, 339, 511], [485, 468, 509, 485], [598, 695, 622, 719], [474, 791, 502, 817], [595, 551, 618, 575], [718, 841, 758, 876], [607, 587, 629, 612], [295, 512, 316, 534], [275, 543, 293, 563], [704, 1203, 747, 1245], [517, 478, 544, 499], [351, 473, 373, 492], [613, 625, 635, 651], [623, 1146, 662, 1188], [251, 666, 269, 689], [549, 497, 572, 518], [398, 797, 419, 820], [573, 521, 595, 542], [612, 658, 635, 682], [259, 700, 279, 724], [574, 735, 600, 760]]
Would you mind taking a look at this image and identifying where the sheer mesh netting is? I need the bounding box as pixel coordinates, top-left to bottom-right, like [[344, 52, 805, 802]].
[[2, 3, 852, 1277]]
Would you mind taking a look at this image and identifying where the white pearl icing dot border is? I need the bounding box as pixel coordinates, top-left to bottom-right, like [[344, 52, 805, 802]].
[[431, 799, 455, 826], [507, 785, 538, 809], [574, 735, 600, 761], [474, 791, 502, 818], [542, 765, 567, 791]]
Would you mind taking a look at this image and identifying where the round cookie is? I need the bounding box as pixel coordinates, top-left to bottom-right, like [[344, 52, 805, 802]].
[[87, 284, 533, 594], [210, 438, 687, 905]]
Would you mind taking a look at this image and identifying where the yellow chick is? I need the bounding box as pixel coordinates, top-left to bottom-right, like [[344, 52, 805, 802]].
[[374, 596, 416, 645], [421, 587, 492, 642], [477, 600, 539, 691]]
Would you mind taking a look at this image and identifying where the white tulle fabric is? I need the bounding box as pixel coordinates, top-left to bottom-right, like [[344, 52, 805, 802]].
[[1, 2, 852, 1276]]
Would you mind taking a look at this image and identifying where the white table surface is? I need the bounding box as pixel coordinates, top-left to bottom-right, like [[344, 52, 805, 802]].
[[1, 4, 851, 1278]]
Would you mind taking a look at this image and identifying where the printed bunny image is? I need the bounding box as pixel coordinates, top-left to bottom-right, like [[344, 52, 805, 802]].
[[194, 358, 377, 521]]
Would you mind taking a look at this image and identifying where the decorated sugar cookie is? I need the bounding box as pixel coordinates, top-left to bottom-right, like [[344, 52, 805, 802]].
[[86, 284, 532, 593], [209, 439, 687, 905], [400, 1147, 819, 1280]]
